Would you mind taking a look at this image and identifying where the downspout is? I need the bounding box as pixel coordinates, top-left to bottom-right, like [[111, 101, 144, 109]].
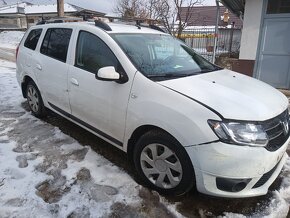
[[212, 0, 220, 63]]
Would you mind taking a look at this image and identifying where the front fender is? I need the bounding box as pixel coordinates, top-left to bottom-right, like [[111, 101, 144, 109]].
[[123, 72, 220, 151]]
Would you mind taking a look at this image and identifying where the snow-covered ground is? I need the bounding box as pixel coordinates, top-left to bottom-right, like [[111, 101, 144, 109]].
[[0, 31, 24, 49], [0, 60, 183, 217], [0, 30, 289, 218]]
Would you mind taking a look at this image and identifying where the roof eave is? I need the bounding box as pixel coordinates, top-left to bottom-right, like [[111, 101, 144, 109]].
[[220, 0, 245, 19]]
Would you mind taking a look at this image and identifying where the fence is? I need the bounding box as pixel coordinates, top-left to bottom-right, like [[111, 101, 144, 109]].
[[179, 27, 242, 62]]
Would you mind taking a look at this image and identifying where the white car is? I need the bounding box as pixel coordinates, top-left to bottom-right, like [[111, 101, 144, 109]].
[[16, 20, 290, 197]]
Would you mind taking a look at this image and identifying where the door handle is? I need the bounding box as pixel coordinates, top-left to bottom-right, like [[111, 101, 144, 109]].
[[36, 64, 42, 70], [70, 78, 79, 86]]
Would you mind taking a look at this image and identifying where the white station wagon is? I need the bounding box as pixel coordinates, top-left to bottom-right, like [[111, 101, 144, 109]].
[[16, 20, 290, 197]]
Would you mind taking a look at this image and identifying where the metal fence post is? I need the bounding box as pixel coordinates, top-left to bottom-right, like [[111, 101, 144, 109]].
[[212, 0, 220, 63], [228, 22, 235, 55]]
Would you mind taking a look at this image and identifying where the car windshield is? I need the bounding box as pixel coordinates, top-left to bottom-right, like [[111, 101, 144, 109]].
[[110, 33, 221, 80]]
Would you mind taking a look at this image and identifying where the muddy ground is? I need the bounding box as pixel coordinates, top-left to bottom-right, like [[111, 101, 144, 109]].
[[20, 102, 289, 218]]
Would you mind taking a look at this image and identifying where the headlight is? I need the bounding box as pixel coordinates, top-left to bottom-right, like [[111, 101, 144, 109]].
[[208, 120, 268, 147]]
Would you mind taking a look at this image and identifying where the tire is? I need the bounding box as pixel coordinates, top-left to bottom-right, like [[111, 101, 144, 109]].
[[26, 81, 46, 118], [133, 129, 195, 196]]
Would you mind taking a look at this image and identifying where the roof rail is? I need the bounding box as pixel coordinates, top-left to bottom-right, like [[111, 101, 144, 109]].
[[36, 20, 46, 25], [36, 17, 83, 25], [148, 24, 166, 33], [94, 20, 112, 31], [135, 20, 166, 33]]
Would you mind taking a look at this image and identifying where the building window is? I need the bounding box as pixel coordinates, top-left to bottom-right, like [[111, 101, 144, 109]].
[[267, 0, 290, 14]]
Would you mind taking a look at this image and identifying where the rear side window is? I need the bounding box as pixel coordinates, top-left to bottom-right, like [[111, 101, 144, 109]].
[[24, 29, 42, 50], [40, 28, 72, 62], [75, 31, 119, 73]]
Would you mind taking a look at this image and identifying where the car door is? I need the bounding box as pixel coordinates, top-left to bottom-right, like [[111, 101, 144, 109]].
[[22, 28, 43, 70], [36, 27, 73, 113], [68, 30, 133, 147]]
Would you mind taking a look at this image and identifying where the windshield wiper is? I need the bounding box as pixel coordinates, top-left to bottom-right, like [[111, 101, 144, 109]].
[[147, 73, 196, 78], [195, 66, 223, 74]]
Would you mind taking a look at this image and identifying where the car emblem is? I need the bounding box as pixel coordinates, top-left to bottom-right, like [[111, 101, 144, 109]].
[[282, 120, 289, 135]]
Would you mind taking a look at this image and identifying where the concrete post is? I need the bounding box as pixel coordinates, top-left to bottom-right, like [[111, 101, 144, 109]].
[[57, 0, 64, 17]]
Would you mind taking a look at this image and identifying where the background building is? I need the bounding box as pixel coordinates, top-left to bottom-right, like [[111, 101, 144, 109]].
[[222, 0, 290, 89], [0, 2, 105, 29]]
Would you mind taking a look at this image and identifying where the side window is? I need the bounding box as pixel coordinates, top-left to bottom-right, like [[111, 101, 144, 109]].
[[75, 31, 119, 73], [40, 28, 72, 62], [24, 29, 42, 50]]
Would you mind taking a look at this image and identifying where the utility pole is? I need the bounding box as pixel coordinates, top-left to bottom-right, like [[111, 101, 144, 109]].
[[57, 0, 64, 17]]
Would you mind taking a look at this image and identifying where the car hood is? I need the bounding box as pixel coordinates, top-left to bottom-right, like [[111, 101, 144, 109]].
[[158, 69, 288, 121]]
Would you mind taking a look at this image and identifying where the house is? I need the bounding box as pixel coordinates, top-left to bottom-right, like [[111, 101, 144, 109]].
[[221, 0, 290, 89], [179, 6, 243, 28], [178, 6, 243, 58], [0, 2, 106, 29], [0, 2, 32, 29]]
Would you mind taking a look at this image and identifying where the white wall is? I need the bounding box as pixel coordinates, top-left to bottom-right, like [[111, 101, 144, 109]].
[[239, 0, 264, 60]]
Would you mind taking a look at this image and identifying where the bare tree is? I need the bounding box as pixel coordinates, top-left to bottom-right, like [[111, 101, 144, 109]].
[[174, 0, 203, 38], [114, 0, 203, 38], [114, 0, 147, 19], [145, 0, 204, 37]]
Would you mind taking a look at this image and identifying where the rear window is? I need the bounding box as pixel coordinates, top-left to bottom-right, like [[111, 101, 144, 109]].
[[24, 29, 42, 50], [40, 28, 72, 63]]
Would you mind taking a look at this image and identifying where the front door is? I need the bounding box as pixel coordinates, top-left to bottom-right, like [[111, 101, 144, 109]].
[[68, 30, 133, 147], [256, 0, 290, 89]]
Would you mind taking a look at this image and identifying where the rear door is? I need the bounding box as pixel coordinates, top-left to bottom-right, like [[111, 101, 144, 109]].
[[17, 28, 42, 84], [36, 28, 73, 113]]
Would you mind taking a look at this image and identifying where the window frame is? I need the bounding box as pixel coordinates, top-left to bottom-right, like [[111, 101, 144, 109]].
[[266, 0, 290, 14], [40, 27, 72, 63], [74, 30, 123, 74], [24, 28, 43, 51]]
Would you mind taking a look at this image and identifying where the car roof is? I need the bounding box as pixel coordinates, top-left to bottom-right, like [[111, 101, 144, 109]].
[[33, 21, 168, 35]]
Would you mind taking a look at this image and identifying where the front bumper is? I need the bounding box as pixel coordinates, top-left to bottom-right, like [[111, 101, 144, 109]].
[[185, 135, 290, 198]]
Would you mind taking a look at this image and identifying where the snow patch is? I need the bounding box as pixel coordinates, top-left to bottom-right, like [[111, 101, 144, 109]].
[[0, 31, 25, 49]]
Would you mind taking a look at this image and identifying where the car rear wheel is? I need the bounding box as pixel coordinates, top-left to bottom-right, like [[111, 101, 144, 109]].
[[26, 81, 46, 118], [133, 129, 195, 195]]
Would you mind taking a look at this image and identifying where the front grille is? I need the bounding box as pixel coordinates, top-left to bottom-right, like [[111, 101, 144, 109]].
[[252, 160, 280, 188], [262, 110, 290, 152]]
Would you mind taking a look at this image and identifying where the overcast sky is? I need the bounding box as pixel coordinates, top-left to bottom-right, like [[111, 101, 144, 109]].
[[4, 0, 216, 14]]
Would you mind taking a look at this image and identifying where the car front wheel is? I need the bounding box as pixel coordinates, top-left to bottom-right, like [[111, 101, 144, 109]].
[[133, 129, 195, 195]]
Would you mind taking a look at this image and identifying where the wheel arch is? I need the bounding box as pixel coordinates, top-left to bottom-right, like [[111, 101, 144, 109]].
[[21, 75, 34, 98], [127, 125, 182, 163]]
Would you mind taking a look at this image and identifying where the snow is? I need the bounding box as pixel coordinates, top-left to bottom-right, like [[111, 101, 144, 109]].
[[0, 31, 25, 49], [0, 3, 79, 15], [0, 59, 184, 217], [24, 3, 77, 14]]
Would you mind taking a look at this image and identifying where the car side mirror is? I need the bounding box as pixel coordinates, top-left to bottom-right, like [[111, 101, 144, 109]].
[[96, 66, 120, 81]]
